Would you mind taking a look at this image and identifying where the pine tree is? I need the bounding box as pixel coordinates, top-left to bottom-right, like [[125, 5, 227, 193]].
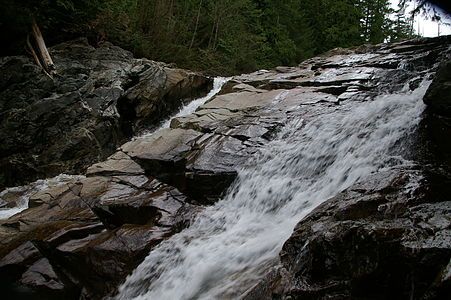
[[2, 0, 413, 74], [359, 0, 393, 44]]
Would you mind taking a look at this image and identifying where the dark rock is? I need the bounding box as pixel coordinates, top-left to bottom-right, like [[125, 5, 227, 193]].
[[0, 172, 199, 299], [423, 60, 451, 167], [185, 134, 249, 203], [20, 258, 65, 291], [424, 112, 451, 168], [0, 38, 211, 189], [53, 225, 169, 299], [273, 168, 451, 300], [424, 59, 451, 117], [0, 241, 79, 300]]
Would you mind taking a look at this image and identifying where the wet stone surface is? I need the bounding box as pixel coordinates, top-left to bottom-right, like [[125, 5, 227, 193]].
[[0, 38, 212, 189]]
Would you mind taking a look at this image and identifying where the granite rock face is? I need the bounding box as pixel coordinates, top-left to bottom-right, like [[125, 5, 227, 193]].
[[0, 38, 211, 189], [1, 36, 451, 299]]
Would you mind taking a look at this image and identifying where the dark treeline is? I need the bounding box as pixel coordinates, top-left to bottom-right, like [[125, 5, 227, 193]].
[[1, 0, 418, 74]]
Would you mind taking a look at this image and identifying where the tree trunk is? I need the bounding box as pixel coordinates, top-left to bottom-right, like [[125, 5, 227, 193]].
[[189, 0, 203, 50], [31, 18, 56, 76]]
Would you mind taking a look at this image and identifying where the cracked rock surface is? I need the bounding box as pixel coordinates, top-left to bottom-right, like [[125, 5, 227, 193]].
[[0, 38, 212, 189]]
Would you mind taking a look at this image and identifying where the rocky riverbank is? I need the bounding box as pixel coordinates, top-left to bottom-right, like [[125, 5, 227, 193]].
[[1, 36, 450, 299], [0, 38, 212, 189]]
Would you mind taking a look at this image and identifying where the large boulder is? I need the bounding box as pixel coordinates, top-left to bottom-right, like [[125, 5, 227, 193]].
[[0, 38, 211, 189], [274, 167, 451, 300]]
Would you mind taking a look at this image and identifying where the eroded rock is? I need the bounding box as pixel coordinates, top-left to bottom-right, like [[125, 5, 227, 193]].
[[0, 38, 211, 189]]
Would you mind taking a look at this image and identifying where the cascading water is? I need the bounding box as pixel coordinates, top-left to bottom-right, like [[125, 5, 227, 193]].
[[139, 77, 230, 137], [0, 78, 229, 221], [117, 79, 431, 300]]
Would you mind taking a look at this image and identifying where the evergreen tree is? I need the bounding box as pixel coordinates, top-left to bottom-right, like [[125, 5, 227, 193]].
[[388, 11, 416, 42], [359, 0, 393, 44], [1, 0, 421, 74]]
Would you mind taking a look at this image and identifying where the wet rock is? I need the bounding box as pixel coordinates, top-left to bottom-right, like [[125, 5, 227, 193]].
[[121, 128, 248, 203], [0, 241, 79, 299], [54, 225, 169, 299], [183, 134, 250, 203], [0, 241, 41, 270], [0, 38, 211, 189], [122, 128, 202, 178], [423, 59, 451, 167], [20, 258, 65, 291], [0, 172, 199, 299], [273, 168, 451, 300], [122, 65, 211, 128], [424, 59, 451, 117], [86, 151, 144, 176], [0, 189, 27, 209]]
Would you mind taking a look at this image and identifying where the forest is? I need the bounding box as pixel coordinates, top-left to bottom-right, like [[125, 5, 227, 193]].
[[0, 0, 422, 74]]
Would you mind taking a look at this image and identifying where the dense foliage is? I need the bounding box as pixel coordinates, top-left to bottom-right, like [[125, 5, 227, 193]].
[[1, 0, 418, 74]]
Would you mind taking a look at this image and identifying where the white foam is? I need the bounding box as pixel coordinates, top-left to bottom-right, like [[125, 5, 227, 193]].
[[117, 77, 430, 299]]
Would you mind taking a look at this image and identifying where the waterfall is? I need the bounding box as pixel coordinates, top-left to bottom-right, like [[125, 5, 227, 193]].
[[116, 80, 431, 300], [0, 78, 229, 221]]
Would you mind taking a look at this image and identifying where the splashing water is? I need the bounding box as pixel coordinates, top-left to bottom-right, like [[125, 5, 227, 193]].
[[139, 77, 230, 137], [117, 77, 431, 300], [0, 174, 85, 220]]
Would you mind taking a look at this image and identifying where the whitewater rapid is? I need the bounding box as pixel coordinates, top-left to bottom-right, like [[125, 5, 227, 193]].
[[117, 79, 430, 300]]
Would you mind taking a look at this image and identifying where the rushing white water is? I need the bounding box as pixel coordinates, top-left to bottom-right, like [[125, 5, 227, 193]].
[[0, 174, 85, 220], [117, 79, 430, 300], [139, 77, 229, 137]]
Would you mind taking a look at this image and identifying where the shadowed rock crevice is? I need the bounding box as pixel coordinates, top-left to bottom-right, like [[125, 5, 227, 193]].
[[116, 95, 137, 138]]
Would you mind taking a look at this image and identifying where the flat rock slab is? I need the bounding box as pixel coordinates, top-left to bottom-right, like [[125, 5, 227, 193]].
[[86, 151, 144, 176], [122, 128, 201, 163]]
